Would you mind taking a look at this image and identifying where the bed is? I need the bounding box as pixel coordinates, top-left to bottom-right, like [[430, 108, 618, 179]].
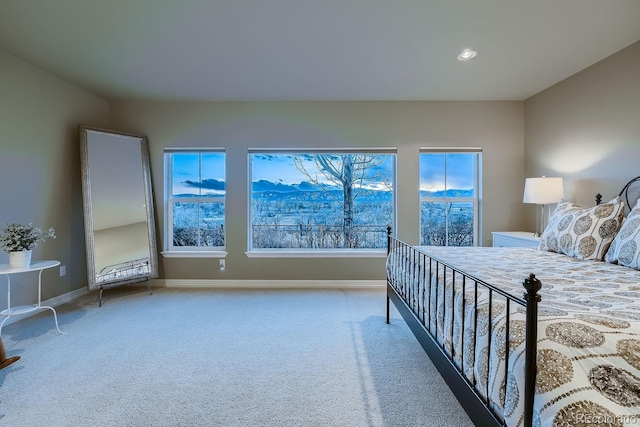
[[386, 179, 640, 427]]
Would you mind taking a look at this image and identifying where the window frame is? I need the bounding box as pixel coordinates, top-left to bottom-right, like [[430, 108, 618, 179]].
[[246, 148, 397, 257], [163, 148, 227, 257], [419, 148, 481, 247]]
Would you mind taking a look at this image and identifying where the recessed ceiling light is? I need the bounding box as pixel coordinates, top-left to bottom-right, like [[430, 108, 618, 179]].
[[457, 49, 477, 61]]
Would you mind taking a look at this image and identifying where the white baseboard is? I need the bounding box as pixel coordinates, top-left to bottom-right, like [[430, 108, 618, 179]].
[[153, 279, 386, 289], [1, 287, 88, 327]]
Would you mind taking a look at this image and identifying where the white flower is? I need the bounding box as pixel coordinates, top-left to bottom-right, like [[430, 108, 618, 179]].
[[0, 223, 56, 252]]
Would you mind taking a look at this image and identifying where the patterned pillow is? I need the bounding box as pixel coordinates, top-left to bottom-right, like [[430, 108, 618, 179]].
[[539, 198, 624, 261], [605, 199, 640, 269]]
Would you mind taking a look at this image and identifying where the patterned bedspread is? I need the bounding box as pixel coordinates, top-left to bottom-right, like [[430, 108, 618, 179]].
[[387, 246, 640, 427]]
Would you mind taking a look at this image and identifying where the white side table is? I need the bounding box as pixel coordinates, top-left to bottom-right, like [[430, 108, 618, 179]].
[[492, 231, 541, 249], [0, 260, 65, 336]]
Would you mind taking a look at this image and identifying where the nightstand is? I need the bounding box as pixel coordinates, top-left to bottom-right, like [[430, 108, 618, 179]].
[[492, 231, 540, 249]]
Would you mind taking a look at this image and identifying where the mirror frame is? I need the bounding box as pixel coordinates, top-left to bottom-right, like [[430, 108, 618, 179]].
[[79, 126, 159, 291]]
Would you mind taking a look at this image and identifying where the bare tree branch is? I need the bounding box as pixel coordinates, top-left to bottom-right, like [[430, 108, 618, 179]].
[[292, 153, 390, 248]]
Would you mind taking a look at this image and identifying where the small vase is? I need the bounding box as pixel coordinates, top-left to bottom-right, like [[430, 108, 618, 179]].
[[9, 250, 32, 269]]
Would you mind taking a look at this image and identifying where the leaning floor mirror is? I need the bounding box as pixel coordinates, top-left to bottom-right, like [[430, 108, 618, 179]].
[[80, 126, 158, 306]]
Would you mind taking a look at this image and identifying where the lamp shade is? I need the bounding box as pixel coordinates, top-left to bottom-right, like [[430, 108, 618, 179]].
[[523, 177, 564, 204]]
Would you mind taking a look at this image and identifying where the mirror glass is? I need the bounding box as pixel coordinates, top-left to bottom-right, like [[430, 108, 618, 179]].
[[80, 127, 158, 295]]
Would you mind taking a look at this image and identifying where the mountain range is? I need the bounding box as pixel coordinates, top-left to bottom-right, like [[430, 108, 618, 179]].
[[181, 178, 472, 198]]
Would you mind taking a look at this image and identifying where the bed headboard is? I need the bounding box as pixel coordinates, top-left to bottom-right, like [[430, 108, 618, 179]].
[[594, 176, 640, 209], [619, 175, 640, 210]]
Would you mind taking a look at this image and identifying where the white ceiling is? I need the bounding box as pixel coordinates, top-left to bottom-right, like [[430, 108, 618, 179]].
[[1, 0, 639, 101]]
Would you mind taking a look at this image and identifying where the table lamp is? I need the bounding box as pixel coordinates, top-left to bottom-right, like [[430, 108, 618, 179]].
[[523, 177, 564, 237]]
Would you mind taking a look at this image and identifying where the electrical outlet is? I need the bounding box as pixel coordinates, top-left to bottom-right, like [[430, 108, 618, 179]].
[[219, 259, 225, 270], [60, 265, 66, 277]]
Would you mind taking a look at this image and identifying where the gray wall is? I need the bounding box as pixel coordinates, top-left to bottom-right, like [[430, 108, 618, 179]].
[[2, 36, 637, 296], [109, 101, 525, 281], [0, 51, 108, 306], [524, 41, 640, 228]]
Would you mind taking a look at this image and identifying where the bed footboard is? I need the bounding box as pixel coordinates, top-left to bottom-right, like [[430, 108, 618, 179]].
[[385, 229, 539, 427], [386, 284, 504, 426]]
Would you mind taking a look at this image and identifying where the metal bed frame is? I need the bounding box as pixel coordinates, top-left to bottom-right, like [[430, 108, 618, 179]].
[[385, 226, 540, 427], [384, 178, 640, 427]]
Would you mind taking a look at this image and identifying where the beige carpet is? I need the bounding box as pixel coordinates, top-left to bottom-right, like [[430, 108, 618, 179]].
[[0, 287, 473, 426]]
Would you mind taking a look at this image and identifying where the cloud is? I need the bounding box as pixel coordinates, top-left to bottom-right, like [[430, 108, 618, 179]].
[[255, 154, 278, 161], [184, 179, 226, 190]]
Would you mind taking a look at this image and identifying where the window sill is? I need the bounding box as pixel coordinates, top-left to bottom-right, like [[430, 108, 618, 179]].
[[161, 251, 228, 259], [244, 250, 387, 259]]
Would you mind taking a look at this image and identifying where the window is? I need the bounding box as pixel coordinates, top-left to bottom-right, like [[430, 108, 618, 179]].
[[420, 149, 481, 246], [165, 149, 225, 251], [249, 150, 396, 251]]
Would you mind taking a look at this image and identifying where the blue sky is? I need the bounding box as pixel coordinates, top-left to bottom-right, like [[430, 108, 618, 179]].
[[172, 152, 476, 194], [251, 154, 304, 184], [172, 153, 226, 195], [251, 154, 393, 190], [419, 153, 476, 191]]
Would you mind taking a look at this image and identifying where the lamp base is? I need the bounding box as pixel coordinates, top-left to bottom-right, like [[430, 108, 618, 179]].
[[535, 204, 545, 237]]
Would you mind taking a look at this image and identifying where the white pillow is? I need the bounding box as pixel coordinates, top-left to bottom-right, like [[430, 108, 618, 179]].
[[539, 198, 624, 261], [605, 199, 640, 269]]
